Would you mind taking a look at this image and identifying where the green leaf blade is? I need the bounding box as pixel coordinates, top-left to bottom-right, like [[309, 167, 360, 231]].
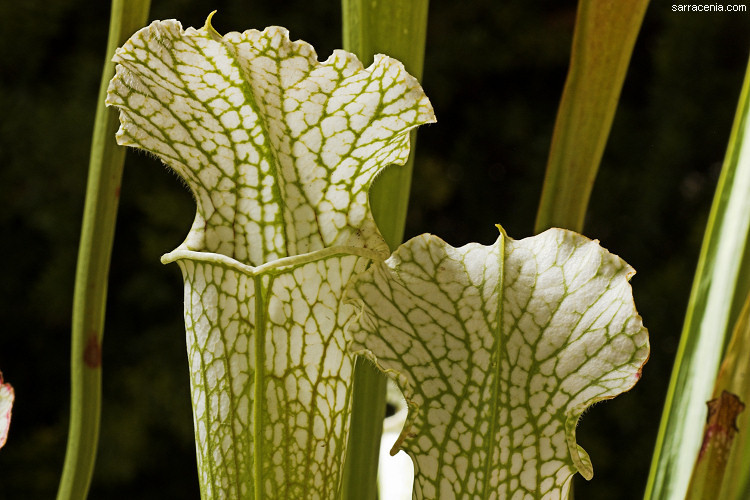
[[535, 0, 649, 233], [348, 228, 649, 498], [645, 56, 750, 500]]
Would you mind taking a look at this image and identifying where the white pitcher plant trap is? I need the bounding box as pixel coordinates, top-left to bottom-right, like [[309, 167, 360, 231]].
[[105, 14, 648, 500]]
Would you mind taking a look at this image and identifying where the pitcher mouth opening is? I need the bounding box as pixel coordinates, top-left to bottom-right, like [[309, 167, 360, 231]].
[[161, 244, 387, 276]]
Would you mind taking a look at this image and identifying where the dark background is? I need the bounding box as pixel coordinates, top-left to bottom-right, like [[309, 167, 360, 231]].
[[1, 1, 749, 498]]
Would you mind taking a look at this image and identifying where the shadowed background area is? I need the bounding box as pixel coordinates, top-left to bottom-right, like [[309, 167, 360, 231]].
[[0, 1, 748, 498]]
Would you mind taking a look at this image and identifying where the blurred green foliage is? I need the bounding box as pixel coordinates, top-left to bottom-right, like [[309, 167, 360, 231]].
[[0, 1, 748, 498]]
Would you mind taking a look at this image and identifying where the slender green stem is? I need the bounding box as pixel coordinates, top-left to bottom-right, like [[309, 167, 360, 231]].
[[341, 358, 388, 500], [57, 1, 150, 499], [342, 0, 429, 251], [534, 0, 649, 233], [341, 1, 430, 498]]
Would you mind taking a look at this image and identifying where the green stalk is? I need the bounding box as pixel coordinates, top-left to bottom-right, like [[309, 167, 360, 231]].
[[57, 1, 150, 498], [535, 0, 649, 233], [340, 1, 429, 498], [341, 357, 388, 500], [645, 55, 750, 500], [343, 0, 429, 250]]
